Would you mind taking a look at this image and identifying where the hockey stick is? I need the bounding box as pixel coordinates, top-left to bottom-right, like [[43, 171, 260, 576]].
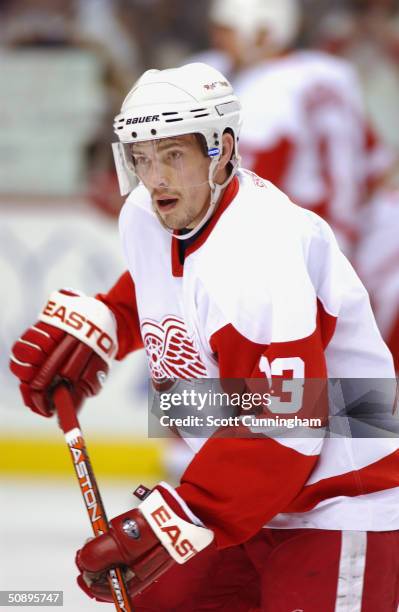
[[53, 384, 133, 612]]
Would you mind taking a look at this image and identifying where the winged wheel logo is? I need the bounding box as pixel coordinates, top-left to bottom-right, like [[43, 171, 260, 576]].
[[141, 316, 207, 380]]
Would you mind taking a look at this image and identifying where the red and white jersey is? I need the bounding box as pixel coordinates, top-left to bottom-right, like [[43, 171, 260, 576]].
[[356, 186, 399, 372], [98, 169, 398, 548], [236, 50, 392, 254]]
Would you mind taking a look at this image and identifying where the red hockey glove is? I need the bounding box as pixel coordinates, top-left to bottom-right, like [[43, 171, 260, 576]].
[[76, 483, 214, 602], [9, 290, 118, 417]]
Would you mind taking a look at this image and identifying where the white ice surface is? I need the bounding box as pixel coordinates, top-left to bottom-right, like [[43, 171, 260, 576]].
[[0, 478, 151, 611]]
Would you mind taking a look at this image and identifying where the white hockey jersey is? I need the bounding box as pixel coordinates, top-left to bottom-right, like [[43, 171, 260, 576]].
[[356, 186, 399, 372], [98, 169, 398, 548]]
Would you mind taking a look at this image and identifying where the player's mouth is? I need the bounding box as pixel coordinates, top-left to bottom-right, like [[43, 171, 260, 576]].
[[155, 195, 179, 213]]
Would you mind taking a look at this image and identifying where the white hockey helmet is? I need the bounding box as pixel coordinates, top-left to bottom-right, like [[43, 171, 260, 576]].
[[112, 62, 242, 198], [210, 0, 301, 52]]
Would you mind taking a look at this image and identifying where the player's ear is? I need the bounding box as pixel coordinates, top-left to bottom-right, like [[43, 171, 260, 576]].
[[214, 132, 234, 183]]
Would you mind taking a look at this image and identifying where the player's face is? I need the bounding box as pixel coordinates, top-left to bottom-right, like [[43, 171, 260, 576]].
[[210, 24, 248, 69], [129, 134, 212, 231]]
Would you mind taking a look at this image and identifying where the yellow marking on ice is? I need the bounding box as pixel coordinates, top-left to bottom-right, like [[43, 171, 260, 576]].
[[0, 437, 166, 478]]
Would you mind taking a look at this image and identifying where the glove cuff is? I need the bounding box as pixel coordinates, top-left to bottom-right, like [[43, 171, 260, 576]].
[[139, 487, 214, 564], [39, 290, 118, 365], [155, 482, 205, 527]]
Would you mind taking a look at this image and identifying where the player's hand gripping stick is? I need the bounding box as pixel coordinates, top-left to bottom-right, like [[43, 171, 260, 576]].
[[53, 384, 133, 612]]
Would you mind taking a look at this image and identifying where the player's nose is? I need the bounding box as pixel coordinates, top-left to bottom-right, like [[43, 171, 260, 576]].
[[146, 160, 170, 190]]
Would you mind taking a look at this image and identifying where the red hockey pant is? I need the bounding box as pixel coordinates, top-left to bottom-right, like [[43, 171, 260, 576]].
[[134, 528, 399, 611]]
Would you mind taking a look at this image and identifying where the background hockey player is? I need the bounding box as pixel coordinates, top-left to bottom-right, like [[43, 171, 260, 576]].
[[196, 0, 394, 256], [356, 167, 399, 373], [9, 63, 399, 611]]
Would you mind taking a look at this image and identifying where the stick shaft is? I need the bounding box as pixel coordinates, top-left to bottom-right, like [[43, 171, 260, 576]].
[[54, 385, 133, 612]]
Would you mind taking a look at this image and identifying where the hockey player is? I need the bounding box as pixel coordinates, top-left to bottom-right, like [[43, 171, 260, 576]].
[[356, 175, 399, 373], [9, 63, 399, 611], [204, 0, 393, 255]]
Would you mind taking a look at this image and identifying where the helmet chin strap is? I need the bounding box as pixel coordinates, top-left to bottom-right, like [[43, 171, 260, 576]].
[[171, 157, 239, 241]]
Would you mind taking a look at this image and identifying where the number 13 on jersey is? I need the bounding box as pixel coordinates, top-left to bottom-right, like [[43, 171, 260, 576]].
[[259, 356, 305, 414]]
